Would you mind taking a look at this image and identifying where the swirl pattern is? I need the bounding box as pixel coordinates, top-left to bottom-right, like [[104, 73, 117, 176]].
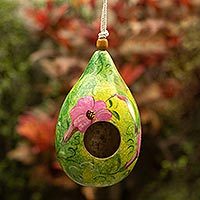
[[55, 50, 141, 187]]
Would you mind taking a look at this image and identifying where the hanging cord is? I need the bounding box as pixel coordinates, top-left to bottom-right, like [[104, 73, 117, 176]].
[[96, 0, 109, 50], [98, 0, 109, 39]]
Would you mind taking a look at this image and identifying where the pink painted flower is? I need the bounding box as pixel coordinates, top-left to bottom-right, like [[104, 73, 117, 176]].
[[63, 96, 112, 142]]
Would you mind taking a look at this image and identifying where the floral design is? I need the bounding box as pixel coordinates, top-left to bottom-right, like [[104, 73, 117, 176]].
[[107, 93, 142, 169], [63, 96, 112, 142]]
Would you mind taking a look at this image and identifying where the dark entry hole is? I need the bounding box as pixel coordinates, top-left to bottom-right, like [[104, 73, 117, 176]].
[[84, 121, 121, 158]]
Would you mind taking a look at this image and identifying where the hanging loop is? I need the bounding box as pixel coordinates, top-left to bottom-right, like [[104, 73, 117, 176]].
[[96, 0, 109, 50], [98, 0, 109, 39]]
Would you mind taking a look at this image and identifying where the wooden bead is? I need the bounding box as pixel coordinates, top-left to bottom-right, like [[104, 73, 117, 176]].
[[96, 38, 108, 50]]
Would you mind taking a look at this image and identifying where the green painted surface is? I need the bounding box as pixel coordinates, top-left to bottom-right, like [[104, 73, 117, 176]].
[[55, 50, 141, 187]]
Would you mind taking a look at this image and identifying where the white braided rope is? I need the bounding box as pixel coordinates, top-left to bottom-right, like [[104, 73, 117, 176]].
[[98, 0, 109, 39]]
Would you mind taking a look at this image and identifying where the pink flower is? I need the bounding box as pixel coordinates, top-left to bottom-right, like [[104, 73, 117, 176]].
[[63, 96, 112, 142]]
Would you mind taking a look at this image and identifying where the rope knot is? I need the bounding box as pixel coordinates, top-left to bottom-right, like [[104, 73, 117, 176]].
[[98, 30, 109, 39], [98, 0, 109, 39]]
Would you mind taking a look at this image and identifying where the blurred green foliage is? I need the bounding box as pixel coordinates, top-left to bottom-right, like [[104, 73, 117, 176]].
[[137, 23, 200, 200], [0, 1, 36, 199], [0, 0, 31, 138]]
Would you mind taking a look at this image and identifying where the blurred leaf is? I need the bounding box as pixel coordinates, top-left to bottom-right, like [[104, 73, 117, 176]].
[[16, 111, 57, 153], [120, 64, 145, 86], [7, 142, 35, 165], [39, 56, 84, 78], [82, 187, 96, 200]]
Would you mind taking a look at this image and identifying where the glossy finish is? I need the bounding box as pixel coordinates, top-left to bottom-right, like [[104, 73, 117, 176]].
[[55, 50, 141, 187]]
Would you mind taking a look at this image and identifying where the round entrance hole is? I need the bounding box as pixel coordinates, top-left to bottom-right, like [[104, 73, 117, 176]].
[[84, 121, 121, 158]]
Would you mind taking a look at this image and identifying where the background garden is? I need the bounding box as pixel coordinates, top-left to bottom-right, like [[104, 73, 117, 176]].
[[0, 0, 200, 199]]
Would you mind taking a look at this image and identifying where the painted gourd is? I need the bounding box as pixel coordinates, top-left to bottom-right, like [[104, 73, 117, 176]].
[[55, 50, 141, 187]]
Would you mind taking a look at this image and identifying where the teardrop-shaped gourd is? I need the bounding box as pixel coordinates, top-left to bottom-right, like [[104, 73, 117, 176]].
[[55, 50, 141, 187]]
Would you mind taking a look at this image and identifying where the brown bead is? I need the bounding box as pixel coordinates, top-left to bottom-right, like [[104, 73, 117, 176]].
[[96, 38, 108, 50]]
